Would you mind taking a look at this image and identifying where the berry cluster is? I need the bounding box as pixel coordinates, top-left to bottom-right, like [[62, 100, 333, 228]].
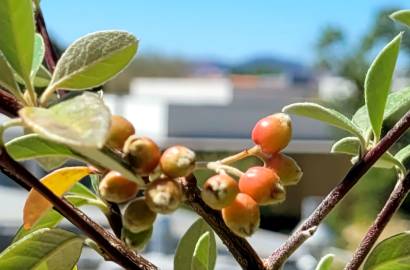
[[98, 115, 195, 251], [96, 112, 302, 250], [201, 113, 302, 237]]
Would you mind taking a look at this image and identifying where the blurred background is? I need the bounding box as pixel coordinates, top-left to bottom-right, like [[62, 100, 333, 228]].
[[1, 1, 410, 269]]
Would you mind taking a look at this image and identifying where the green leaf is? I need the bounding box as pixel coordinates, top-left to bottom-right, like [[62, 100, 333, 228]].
[[283, 102, 364, 140], [68, 182, 98, 200], [331, 137, 405, 171], [364, 33, 402, 141], [36, 157, 69, 171], [48, 31, 138, 92], [315, 254, 334, 270], [19, 92, 111, 148], [122, 227, 153, 252], [353, 87, 410, 135], [33, 65, 52, 87], [12, 196, 88, 242], [396, 145, 410, 166], [71, 146, 144, 185], [391, 10, 410, 27], [0, 53, 20, 97], [6, 134, 78, 161], [0, 228, 83, 270], [364, 231, 410, 270], [191, 232, 212, 270], [90, 174, 101, 196], [0, 0, 35, 82], [174, 218, 217, 270], [31, 34, 45, 80]]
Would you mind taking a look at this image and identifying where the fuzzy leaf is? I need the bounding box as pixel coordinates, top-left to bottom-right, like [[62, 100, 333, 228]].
[[32, 34, 45, 79], [0, 228, 83, 270], [23, 166, 91, 229], [19, 92, 111, 148], [174, 218, 217, 270], [191, 232, 212, 270], [315, 254, 334, 270], [0, 53, 20, 97], [48, 31, 138, 91], [365, 33, 402, 141], [0, 0, 35, 82], [364, 231, 410, 270], [391, 10, 410, 27], [283, 102, 363, 139], [33, 65, 52, 87]]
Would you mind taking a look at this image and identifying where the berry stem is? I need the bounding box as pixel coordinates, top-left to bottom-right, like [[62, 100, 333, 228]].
[[207, 162, 244, 178], [220, 145, 262, 164]]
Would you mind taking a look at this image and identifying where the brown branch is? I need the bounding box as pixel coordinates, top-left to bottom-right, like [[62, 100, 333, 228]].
[[0, 148, 157, 270], [265, 110, 410, 270], [34, 8, 58, 72], [105, 201, 123, 238], [181, 176, 266, 270], [345, 172, 410, 270], [0, 89, 21, 118]]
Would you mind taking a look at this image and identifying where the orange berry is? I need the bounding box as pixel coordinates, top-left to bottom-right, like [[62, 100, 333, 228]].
[[123, 198, 157, 233], [106, 115, 135, 150], [123, 136, 161, 175], [222, 193, 260, 237], [251, 113, 292, 154], [99, 171, 139, 203], [239, 166, 285, 205], [201, 174, 239, 210], [160, 145, 196, 178], [266, 153, 302, 186], [145, 178, 183, 214]]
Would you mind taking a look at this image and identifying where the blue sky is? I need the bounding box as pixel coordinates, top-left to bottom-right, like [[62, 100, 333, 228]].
[[42, 1, 409, 64]]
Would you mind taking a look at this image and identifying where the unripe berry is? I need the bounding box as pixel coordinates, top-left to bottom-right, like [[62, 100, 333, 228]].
[[106, 115, 135, 150], [266, 153, 303, 186], [123, 136, 161, 175], [222, 193, 260, 238], [239, 166, 286, 205], [145, 178, 183, 214], [99, 171, 139, 203], [123, 198, 157, 233], [160, 145, 196, 178], [251, 113, 292, 154], [201, 174, 239, 210], [122, 227, 153, 252]]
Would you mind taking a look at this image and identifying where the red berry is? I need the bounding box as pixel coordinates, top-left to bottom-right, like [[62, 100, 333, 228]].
[[201, 174, 239, 210], [222, 193, 260, 237], [239, 166, 285, 205], [251, 113, 292, 154]]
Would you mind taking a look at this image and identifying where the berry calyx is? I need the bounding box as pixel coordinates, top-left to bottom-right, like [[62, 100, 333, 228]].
[[145, 178, 183, 214], [160, 145, 196, 178], [201, 174, 239, 210], [106, 115, 135, 150], [239, 166, 286, 205], [123, 198, 157, 233], [99, 171, 139, 203], [266, 153, 303, 186], [222, 193, 260, 238], [123, 136, 161, 175], [251, 113, 292, 154]]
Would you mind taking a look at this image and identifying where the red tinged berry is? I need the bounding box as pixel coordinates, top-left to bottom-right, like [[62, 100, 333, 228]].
[[251, 113, 292, 154], [239, 166, 286, 205], [201, 174, 239, 210], [123, 136, 161, 175]]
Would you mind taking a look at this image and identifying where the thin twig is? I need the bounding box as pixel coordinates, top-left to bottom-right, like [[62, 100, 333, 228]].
[[181, 175, 266, 270], [345, 172, 410, 270], [0, 148, 157, 270], [34, 8, 58, 72], [265, 111, 410, 270]]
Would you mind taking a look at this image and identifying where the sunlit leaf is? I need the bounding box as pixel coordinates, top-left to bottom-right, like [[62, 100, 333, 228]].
[[315, 254, 334, 270], [175, 218, 217, 270], [191, 232, 213, 270], [364, 33, 402, 141], [68, 182, 98, 200], [47, 31, 138, 92], [23, 166, 91, 229], [391, 10, 410, 27], [36, 157, 69, 171], [19, 92, 111, 148], [0, 0, 35, 82], [33, 65, 51, 87], [283, 102, 363, 139], [32, 34, 45, 80], [0, 228, 83, 270], [364, 231, 410, 270]]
